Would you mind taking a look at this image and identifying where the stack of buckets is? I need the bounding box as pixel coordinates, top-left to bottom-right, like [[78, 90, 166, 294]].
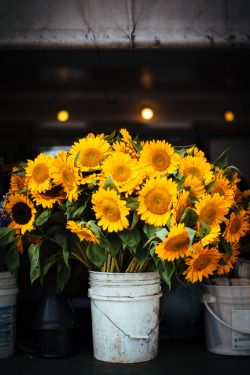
[[0, 271, 19, 359]]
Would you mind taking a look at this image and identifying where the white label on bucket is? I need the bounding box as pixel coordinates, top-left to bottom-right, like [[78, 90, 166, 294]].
[[0, 304, 16, 348], [232, 310, 250, 350]]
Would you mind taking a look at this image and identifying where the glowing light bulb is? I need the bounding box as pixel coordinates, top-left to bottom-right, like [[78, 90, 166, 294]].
[[224, 111, 234, 122], [141, 107, 154, 120], [57, 110, 69, 122]]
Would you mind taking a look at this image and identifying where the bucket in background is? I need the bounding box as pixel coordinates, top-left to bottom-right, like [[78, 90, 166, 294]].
[[0, 271, 19, 359], [202, 284, 250, 356], [88, 271, 162, 363]]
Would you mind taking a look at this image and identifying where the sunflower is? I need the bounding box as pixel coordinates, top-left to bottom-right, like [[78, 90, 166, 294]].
[[210, 171, 235, 206], [223, 210, 250, 244], [66, 221, 100, 243], [137, 176, 178, 226], [99, 151, 144, 196], [155, 223, 190, 261], [184, 243, 221, 283], [31, 186, 66, 209], [138, 140, 180, 178], [5, 194, 36, 234], [200, 225, 221, 246], [50, 151, 81, 202], [179, 155, 213, 184], [16, 231, 23, 254], [186, 146, 206, 159], [25, 153, 54, 193], [119, 128, 138, 158], [217, 243, 241, 275], [195, 193, 229, 226], [182, 175, 206, 198], [9, 174, 26, 194], [172, 190, 192, 224], [92, 188, 130, 232], [69, 135, 110, 172]]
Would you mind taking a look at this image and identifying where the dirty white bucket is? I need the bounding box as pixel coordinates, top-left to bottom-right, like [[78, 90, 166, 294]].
[[0, 271, 19, 359], [202, 284, 250, 355], [88, 271, 162, 363]]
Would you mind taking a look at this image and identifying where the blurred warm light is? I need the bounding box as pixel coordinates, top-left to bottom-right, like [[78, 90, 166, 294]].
[[57, 110, 69, 122], [141, 107, 154, 120], [224, 111, 234, 122]]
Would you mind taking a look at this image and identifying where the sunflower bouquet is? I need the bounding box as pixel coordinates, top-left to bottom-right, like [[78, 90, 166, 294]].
[[0, 129, 250, 290]]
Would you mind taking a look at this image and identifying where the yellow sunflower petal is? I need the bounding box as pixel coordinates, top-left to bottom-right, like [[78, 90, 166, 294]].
[[25, 153, 54, 193], [66, 221, 99, 243], [5, 194, 36, 234], [155, 223, 190, 261], [139, 140, 180, 177], [137, 175, 178, 226], [92, 188, 130, 233]]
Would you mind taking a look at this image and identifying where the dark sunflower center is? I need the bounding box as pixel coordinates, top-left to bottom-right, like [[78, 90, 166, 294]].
[[12, 202, 32, 224]]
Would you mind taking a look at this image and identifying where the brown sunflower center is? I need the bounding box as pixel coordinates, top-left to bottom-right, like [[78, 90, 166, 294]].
[[100, 199, 121, 222], [151, 151, 171, 171], [194, 255, 210, 271], [166, 234, 189, 252], [113, 164, 131, 182], [145, 188, 171, 214], [32, 163, 49, 183], [231, 218, 242, 233], [62, 167, 75, 188], [200, 205, 217, 224], [80, 148, 101, 168], [12, 202, 32, 225], [186, 166, 202, 179]]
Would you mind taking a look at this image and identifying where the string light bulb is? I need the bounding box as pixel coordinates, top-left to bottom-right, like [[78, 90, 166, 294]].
[[224, 111, 235, 122], [141, 107, 154, 120], [57, 110, 69, 122]]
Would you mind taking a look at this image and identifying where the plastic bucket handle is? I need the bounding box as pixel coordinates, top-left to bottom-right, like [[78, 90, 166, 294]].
[[202, 293, 250, 335], [90, 294, 163, 340]]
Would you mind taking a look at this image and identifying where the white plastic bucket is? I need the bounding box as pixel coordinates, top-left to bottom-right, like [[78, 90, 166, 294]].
[[202, 284, 250, 355], [0, 271, 19, 359], [88, 271, 162, 363]]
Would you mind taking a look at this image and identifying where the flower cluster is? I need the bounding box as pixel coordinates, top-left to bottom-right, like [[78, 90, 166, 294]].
[[0, 129, 250, 289]]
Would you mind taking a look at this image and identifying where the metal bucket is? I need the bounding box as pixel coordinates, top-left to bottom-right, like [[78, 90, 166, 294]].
[[0, 271, 18, 359], [202, 284, 250, 355], [88, 271, 162, 363]]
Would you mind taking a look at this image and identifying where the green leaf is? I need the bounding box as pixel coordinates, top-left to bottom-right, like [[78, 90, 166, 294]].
[[180, 207, 199, 227], [103, 176, 119, 192], [105, 130, 116, 142], [74, 150, 80, 167], [125, 197, 139, 210], [28, 243, 41, 283], [45, 225, 63, 235], [55, 230, 70, 268], [177, 175, 188, 190], [17, 187, 28, 194], [155, 228, 169, 242], [143, 224, 162, 239], [117, 227, 141, 250], [129, 211, 140, 230], [205, 179, 217, 194], [5, 243, 20, 272], [57, 260, 70, 291], [187, 194, 199, 203], [49, 211, 66, 224], [100, 233, 121, 257], [131, 139, 143, 152], [221, 240, 233, 256], [157, 260, 175, 288], [35, 209, 52, 226], [0, 227, 16, 246], [213, 148, 230, 170], [173, 169, 181, 180], [86, 242, 106, 268], [41, 255, 57, 281]]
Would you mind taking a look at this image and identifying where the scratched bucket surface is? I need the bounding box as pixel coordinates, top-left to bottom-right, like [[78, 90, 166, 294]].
[[88, 271, 162, 363]]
